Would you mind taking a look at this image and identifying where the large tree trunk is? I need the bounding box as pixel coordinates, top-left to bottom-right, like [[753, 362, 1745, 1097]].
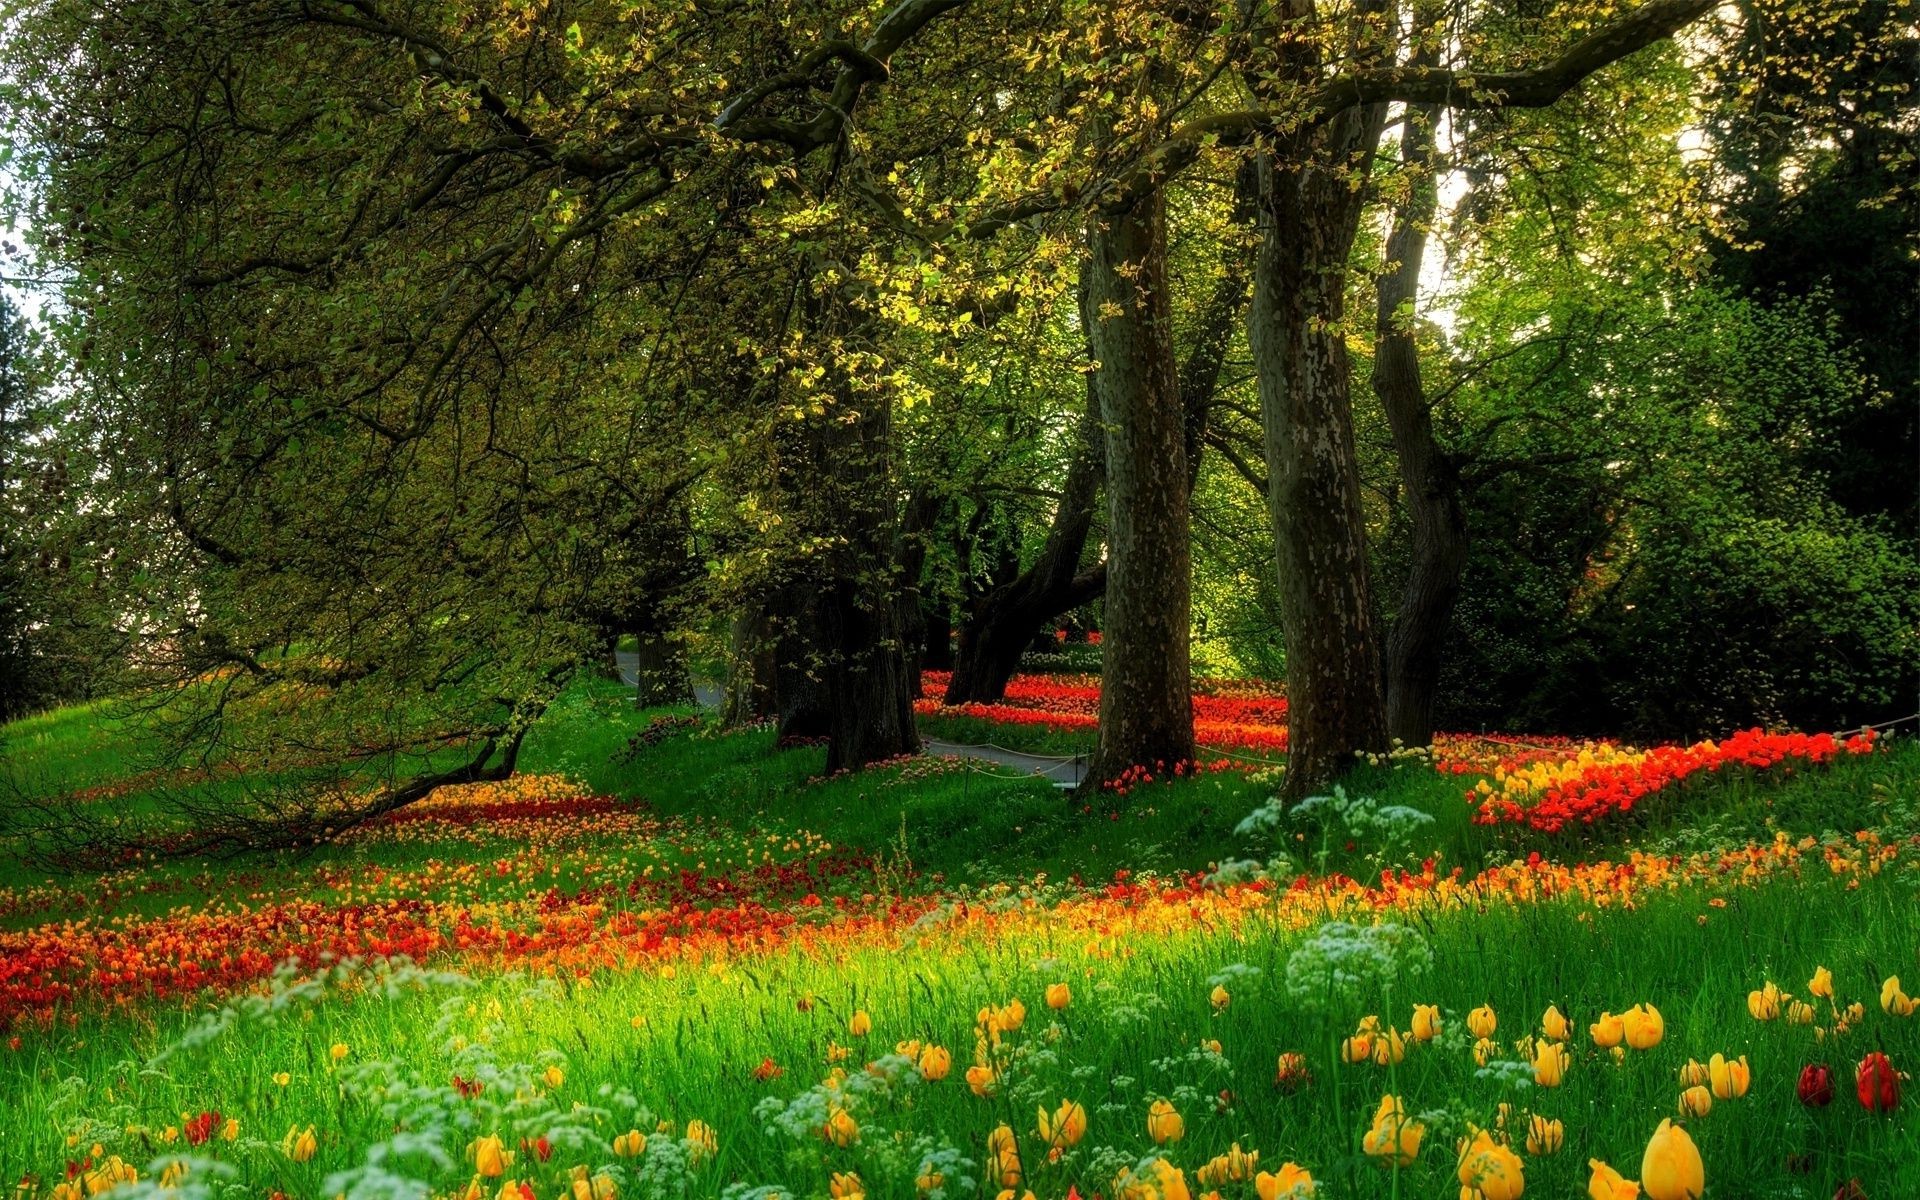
[[724, 603, 779, 726], [1249, 95, 1392, 798], [1083, 189, 1195, 787], [628, 495, 696, 707], [1375, 102, 1468, 748], [631, 628, 692, 707]]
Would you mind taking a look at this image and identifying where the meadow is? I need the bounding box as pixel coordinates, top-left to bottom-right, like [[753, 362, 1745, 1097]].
[[2, 675, 1917, 1200]]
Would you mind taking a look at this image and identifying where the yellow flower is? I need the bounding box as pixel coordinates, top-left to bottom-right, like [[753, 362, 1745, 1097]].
[[282, 1125, 318, 1163], [1411, 1004, 1441, 1041], [221, 1119, 240, 1142], [1370, 1028, 1407, 1066], [568, 1166, 616, 1200], [1341, 1031, 1374, 1063], [329, 1042, 349, 1063], [686, 1119, 717, 1163], [1195, 1145, 1259, 1187], [1046, 983, 1071, 1010], [1621, 1004, 1663, 1049], [1115, 1158, 1190, 1200], [1361, 1094, 1424, 1166], [469, 1134, 512, 1178], [543, 1065, 566, 1090], [1456, 1127, 1525, 1200], [822, 1107, 860, 1148], [1253, 1164, 1315, 1200], [1473, 1037, 1498, 1066], [965, 1064, 997, 1097], [1147, 1098, 1184, 1144], [917, 1045, 952, 1082], [272, 1072, 292, 1087], [830, 1173, 864, 1200], [1708, 1053, 1749, 1099], [1468, 1005, 1498, 1039], [1677, 1059, 1708, 1088], [1037, 1099, 1087, 1149], [612, 1130, 646, 1157], [1589, 1012, 1624, 1048], [1677, 1085, 1712, 1117], [1786, 999, 1816, 1025], [1532, 1040, 1569, 1087], [1525, 1115, 1563, 1156], [1541, 1005, 1571, 1042], [1881, 976, 1916, 1016], [1210, 985, 1231, 1011], [1640, 1120, 1704, 1200], [1586, 1159, 1641, 1200], [849, 1011, 872, 1037], [1808, 966, 1833, 1000], [915, 1171, 945, 1195], [493, 1180, 527, 1200], [1747, 981, 1782, 1020], [987, 1123, 1022, 1187]]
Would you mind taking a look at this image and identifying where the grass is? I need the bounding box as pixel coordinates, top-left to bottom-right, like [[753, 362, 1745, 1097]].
[[2, 680, 1918, 1199]]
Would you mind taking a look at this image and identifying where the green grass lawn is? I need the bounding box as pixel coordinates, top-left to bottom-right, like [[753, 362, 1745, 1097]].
[[1, 684, 1917, 1200]]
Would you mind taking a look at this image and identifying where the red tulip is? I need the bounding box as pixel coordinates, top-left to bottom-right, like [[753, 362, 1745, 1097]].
[[1798, 1063, 1834, 1107], [184, 1111, 221, 1146], [1857, 1052, 1900, 1111]]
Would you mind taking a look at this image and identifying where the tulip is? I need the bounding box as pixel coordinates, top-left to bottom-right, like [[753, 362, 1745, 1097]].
[[918, 1045, 952, 1081], [1195, 1143, 1259, 1187], [1253, 1164, 1314, 1200], [686, 1119, 717, 1162], [822, 1107, 859, 1147], [543, 1065, 565, 1090], [1677, 1085, 1712, 1117], [1856, 1051, 1900, 1112], [1586, 1160, 1640, 1200], [1677, 1059, 1708, 1087], [1210, 985, 1231, 1011], [1640, 1119, 1704, 1200], [282, 1125, 318, 1164], [1457, 1128, 1525, 1200], [1371, 1027, 1407, 1066], [1525, 1114, 1563, 1156], [1274, 1052, 1310, 1092], [966, 1064, 997, 1096], [1542, 1005, 1571, 1042], [1469, 1005, 1498, 1039], [1341, 1032, 1373, 1063], [1747, 983, 1782, 1021], [1809, 966, 1833, 999], [469, 1134, 512, 1178], [612, 1130, 645, 1157], [1786, 1000, 1816, 1025], [1881, 976, 1916, 1017], [1037, 1099, 1087, 1149], [1046, 983, 1071, 1010], [987, 1124, 1021, 1186], [1798, 1062, 1834, 1106], [272, 1072, 291, 1087], [1361, 1094, 1424, 1166], [1590, 1012, 1625, 1048], [1411, 1004, 1441, 1041], [1709, 1053, 1750, 1100], [1622, 1004, 1664, 1049], [830, 1173, 863, 1200], [848, 1011, 872, 1037], [1533, 1041, 1569, 1088], [221, 1119, 239, 1142], [329, 1043, 349, 1063], [1147, 1098, 1184, 1144], [1473, 1037, 1498, 1066]]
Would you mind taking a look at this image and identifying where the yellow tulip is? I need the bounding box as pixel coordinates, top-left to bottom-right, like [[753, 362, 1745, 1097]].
[[1147, 1098, 1185, 1144], [1621, 1004, 1663, 1049], [1473, 1037, 1498, 1066], [612, 1130, 646, 1158], [1371, 1027, 1407, 1066], [1586, 1159, 1641, 1200], [1468, 1005, 1498, 1039], [822, 1107, 859, 1147], [1808, 966, 1833, 1000], [1590, 1012, 1624, 1048], [917, 1045, 952, 1081], [1411, 1004, 1441, 1041], [1746, 983, 1781, 1020], [1541, 1005, 1571, 1042], [1786, 1000, 1816, 1025], [272, 1071, 292, 1087], [1253, 1164, 1315, 1200], [329, 1043, 349, 1063], [1210, 985, 1231, 1011], [221, 1119, 239, 1142], [686, 1119, 717, 1163], [1708, 1053, 1749, 1099], [1114, 1158, 1190, 1200], [1456, 1128, 1525, 1200], [1525, 1115, 1563, 1156], [1533, 1040, 1569, 1087], [849, 1011, 872, 1037], [1342, 1031, 1373, 1063], [987, 1124, 1021, 1186], [965, 1064, 997, 1096], [1677, 1060, 1708, 1088], [543, 1065, 565, 1090], [282, 1125, 318, 1163], [493, 1180, 526, 1200], [469, 1134, 512, 1178], [1361, 1094, 1424, 1166], [1677, 1085, 1712, 1117], [1037, 1099, 1087, 1149], [1046, 983, 1072, 1010], [1640, 1119, 1704, 1200], [1195, 1144, 1259, 1187], [1881, 976, 1916, 1017], [830, 1173, 864, 1200]]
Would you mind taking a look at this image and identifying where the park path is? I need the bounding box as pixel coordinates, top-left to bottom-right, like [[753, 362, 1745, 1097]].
[[614, 650, 1086, 787]]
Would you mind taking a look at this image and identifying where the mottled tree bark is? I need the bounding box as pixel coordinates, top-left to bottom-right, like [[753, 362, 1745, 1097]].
[[1083, 187, 1195, 786], [1374, 102, 1468, 747], [723, 603, 779, 726]]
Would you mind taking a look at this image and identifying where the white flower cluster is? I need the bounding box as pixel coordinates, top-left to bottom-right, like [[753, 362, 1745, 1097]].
[[1282, 921, 1433, 1010]]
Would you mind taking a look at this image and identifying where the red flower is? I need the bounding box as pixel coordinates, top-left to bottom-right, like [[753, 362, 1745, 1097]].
[[1798, 1063, 1833, 1107], [521, 1136, 553, 1162], [184, 1110, 222, 1146], [753, 1057, 784, 1081], [1857, 1051, 1900, 1112], [451, 1074, 484, 1098]]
